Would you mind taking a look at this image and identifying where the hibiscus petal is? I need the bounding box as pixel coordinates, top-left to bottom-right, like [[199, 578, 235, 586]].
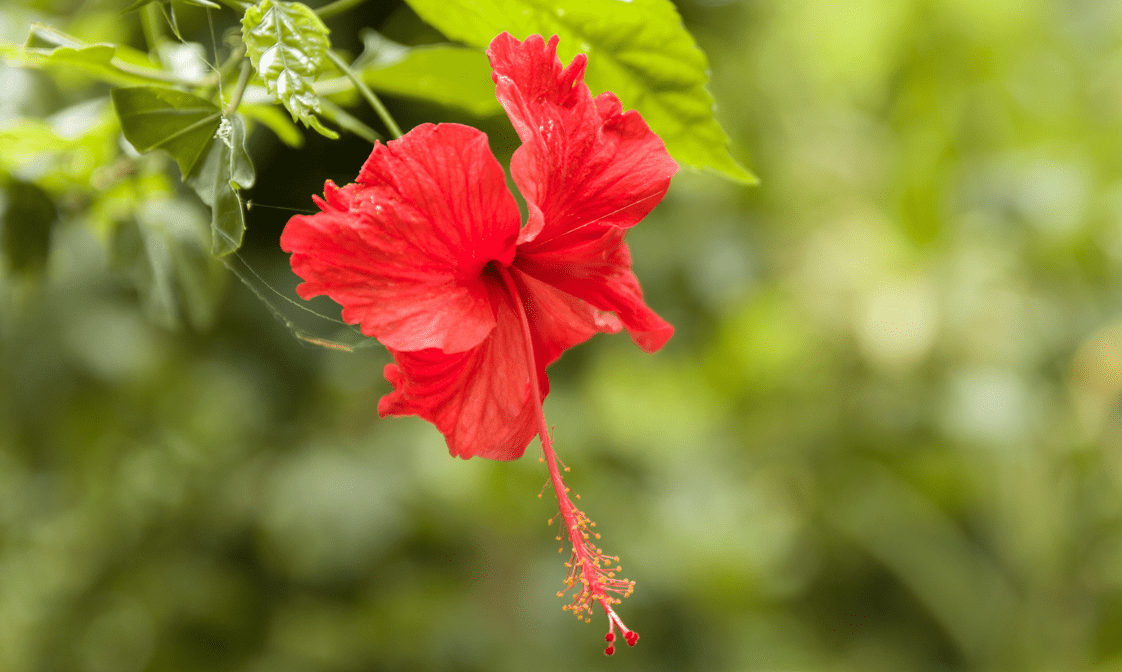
[[513, 267, 622, 386], [377, 277, 541, 461], [516, 225, 673, 353], [280, 123, 521, 353], [488, 33, 679, 244]]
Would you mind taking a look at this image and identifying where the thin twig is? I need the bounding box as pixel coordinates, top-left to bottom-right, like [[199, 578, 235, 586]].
[[315, 0, 368, 19], [225, 59, 253, 115], [325, 49, 402, 139], [320, 98, 382, 144], [139, 2, 163, 62], [108, 58, 192, 84], [213, 0, 251, 11]]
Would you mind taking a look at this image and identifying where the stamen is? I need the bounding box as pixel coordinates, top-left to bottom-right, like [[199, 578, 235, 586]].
[[496, 264, 640, 653]]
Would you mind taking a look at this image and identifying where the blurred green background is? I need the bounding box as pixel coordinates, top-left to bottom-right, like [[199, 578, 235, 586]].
[[4, 0, 1122, 670]]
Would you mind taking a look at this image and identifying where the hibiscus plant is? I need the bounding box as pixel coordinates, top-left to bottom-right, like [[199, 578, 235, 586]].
[[1, 0, 751, 654]]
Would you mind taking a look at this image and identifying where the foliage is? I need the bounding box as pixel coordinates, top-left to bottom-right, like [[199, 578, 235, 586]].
[[184, 114, 256, 255], [3, 0, 1122, 671], [241, 0, 336, 138], [405, 0, 756, 183], [111, 86, 222, 177]]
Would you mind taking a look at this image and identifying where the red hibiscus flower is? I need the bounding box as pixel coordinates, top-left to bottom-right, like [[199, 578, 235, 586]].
[[280, 32, 676, 654]]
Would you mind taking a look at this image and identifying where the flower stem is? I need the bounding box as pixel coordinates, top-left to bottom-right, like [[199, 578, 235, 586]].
[[326, 49, 403, 139], [495, 265, 639, 654]]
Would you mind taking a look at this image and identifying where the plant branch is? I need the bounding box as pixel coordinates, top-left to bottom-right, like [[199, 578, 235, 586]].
[[139, 2, 164, 61], [320, 99, 381, 143], [213, 0, 251, 11], [109, 58, 191, 84], [325, 49, 402, 139], [225, 60, 253, 115], [315, 0, 368, 19]]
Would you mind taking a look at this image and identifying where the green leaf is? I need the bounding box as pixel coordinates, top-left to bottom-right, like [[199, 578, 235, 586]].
[[111, 86, 222, 178], [159, 2, 185, 43], [3, 24, 173, 87], [319, 99, 381, 144], [112, 197, 226, 330], [1, 103, 122, 196], [357, 34, 501, 117], [119, 0, 158, 12], [241, 0, 336, 138], [0, 119, 70, 165], [186, 115, 256, 256], [121, 0, 218, 11], [1, 178, 58, 276], [240, 102, 305, 148], [401, 0, 756, 183]]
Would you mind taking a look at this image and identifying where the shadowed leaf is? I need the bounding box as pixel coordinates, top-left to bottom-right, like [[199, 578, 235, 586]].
[[185, 115, 256, 256], [1, 178, 57, 275], [352, 31, 500, 116], [112, 198, 226, 329], [111, 86, 222, 178]]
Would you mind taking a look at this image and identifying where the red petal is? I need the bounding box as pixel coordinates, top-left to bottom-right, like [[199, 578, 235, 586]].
[[488, 33, 678, 245], [516, 225, 673, 353], [280, 123, 520, 353], [513, 267, 622, 385], [377, 276, 540, 461]]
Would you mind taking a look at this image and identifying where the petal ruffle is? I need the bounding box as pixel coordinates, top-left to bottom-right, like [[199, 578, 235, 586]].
[[488, 33, 678, 245], [377, 277, 541, 461], [515, 224, 673, 353], [280, 123, 521, 353]]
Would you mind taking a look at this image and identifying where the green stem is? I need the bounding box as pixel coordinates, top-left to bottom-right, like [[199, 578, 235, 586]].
[[139, 2, 163, 62], [315, 0, 368, 19], [218, 47, 247, 78], [225, 60, 253, 115], [213, 0, 251, 11], [109, 58, 191, 84], [28, 24, 192, 85], [320, 99, 382, 144], [326, 49, 402, 139], [28, 24, 80, 48], [198, 47, 246, 95]]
